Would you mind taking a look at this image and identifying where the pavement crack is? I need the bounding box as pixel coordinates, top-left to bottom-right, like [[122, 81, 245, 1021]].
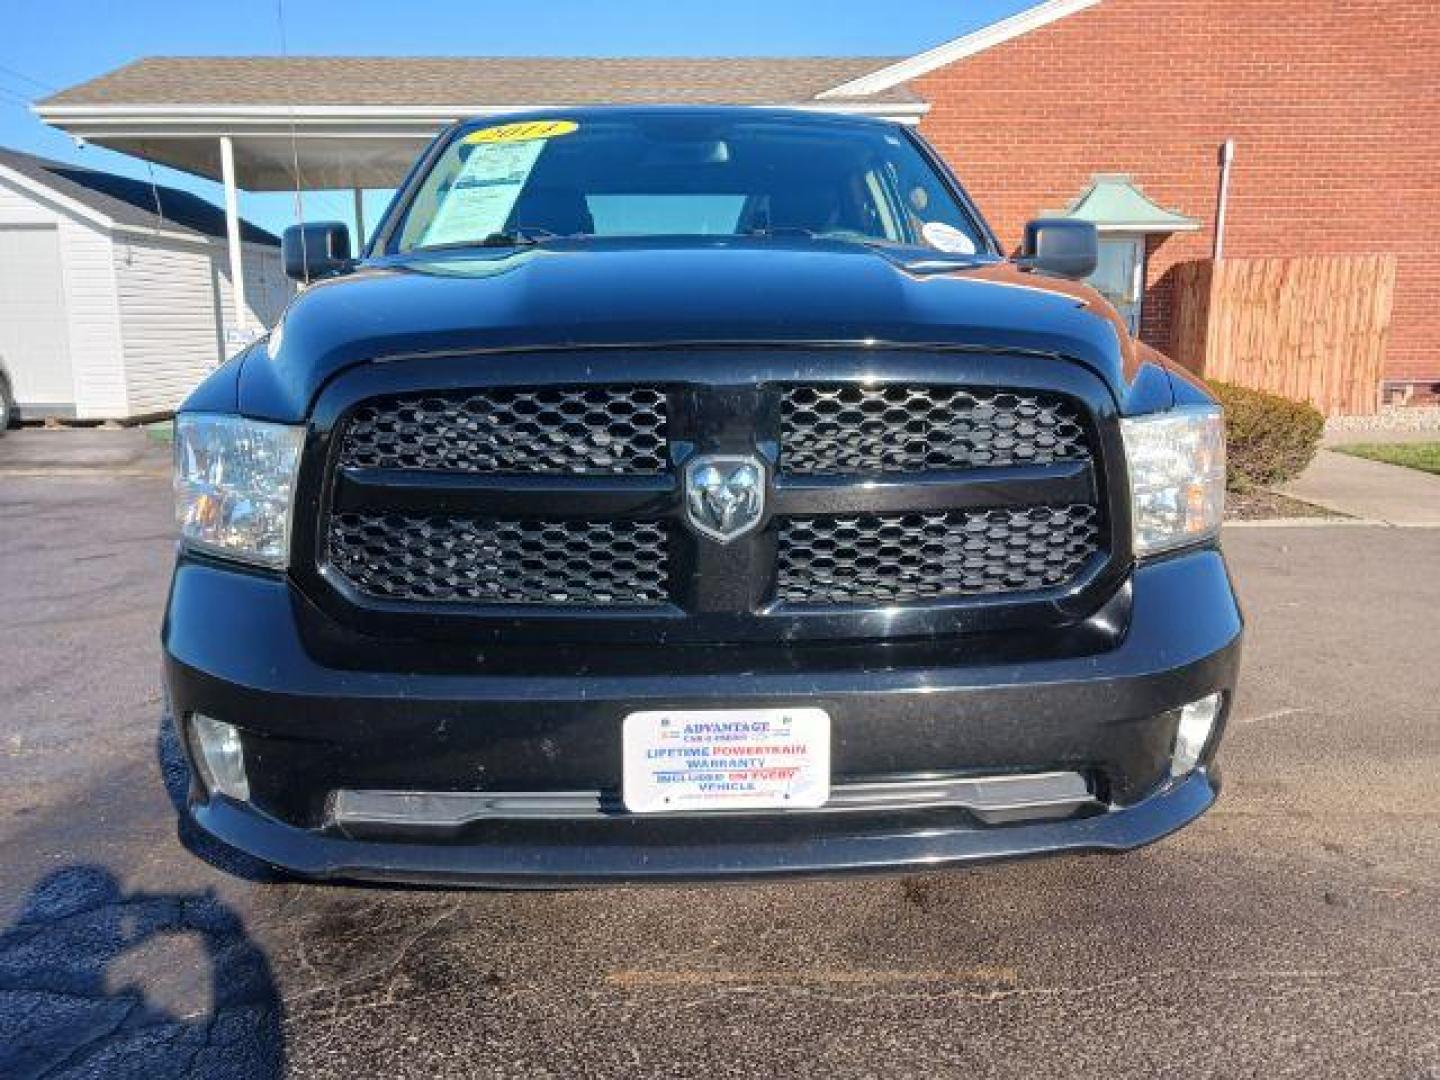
[[602, 964, 1439, 1008], [30, 995, 144, 1079], [1239, 706, 1310, 725], [285, 901, 465, 1019]]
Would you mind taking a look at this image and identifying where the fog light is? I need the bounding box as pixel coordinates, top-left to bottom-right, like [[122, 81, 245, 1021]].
[[188, 714, 250, 801], [1171, 693, 1223, 777]]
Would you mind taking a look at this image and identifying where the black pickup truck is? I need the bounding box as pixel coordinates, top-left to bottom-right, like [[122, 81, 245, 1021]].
[[164, 107, 1240, 885]]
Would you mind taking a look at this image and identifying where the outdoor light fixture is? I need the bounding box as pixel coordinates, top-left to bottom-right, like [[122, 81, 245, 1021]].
[[188, 714, 251, 802], [1121, 406, 1226, 556], [174, 413, 305, 568], [1171, 693, 1224, 777]]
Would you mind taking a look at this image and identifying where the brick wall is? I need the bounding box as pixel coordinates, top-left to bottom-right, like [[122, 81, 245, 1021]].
[[914, 0, 1440, 395]]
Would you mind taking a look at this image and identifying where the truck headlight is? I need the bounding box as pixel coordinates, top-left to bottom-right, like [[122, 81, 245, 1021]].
[[1121, 406, 1225, 556], [174, 413, 304, 568]]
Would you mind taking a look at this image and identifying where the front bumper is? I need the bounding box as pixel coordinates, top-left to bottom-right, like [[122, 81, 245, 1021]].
[[163, 547, 1242, 886], [190, 770, 1219, 886]]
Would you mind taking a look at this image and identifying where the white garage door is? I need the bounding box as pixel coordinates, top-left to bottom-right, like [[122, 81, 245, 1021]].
[[0, 224, 74, 410]]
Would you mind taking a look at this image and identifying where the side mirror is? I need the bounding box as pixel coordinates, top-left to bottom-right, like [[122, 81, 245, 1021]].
[[282, 222, 353, 283], [1018, 218, 1099, 280]]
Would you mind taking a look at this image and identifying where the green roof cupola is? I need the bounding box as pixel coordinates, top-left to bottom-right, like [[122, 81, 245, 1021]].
[[1060, 174, 1200, 234]]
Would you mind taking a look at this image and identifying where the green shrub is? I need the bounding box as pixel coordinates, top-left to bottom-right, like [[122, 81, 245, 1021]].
[[1208, 382, 1324, 490]]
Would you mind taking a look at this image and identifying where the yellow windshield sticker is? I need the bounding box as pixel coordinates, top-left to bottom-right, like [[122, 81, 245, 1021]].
[[464, 120, 579, 145]]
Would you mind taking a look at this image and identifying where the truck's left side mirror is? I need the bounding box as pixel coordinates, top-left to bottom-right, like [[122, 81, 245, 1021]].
[[282, 221, 353, 283], [1018, 218, 1099, 280]]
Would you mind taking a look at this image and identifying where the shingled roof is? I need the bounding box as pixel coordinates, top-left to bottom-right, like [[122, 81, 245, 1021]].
[[41, 56, 921, 108], [0, 146, 278, 244]]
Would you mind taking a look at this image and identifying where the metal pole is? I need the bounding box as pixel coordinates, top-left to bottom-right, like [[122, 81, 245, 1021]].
[[353, 187, 366, 250], [1213, 138, 1235, 261], [219, 135, 248, 335]]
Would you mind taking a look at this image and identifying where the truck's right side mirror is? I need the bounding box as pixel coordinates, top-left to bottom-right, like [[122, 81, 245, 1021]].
[[1018, 218, 1099, 280], [282, 221, 353, 283]]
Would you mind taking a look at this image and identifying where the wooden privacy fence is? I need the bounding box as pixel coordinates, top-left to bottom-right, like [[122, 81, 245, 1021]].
[[1168, 254, 1397, 416]]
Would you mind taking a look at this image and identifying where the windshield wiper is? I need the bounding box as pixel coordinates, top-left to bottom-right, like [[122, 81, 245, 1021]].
[[413, 228, 564, 253], [746, 226, 818, 239]]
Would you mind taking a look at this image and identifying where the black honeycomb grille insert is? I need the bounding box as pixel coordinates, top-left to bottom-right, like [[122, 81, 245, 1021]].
[[339, 387, 668, 475], [328, 514, 670, 606], [776, 505, 1101, 606], [781, 385, 1090, 475]]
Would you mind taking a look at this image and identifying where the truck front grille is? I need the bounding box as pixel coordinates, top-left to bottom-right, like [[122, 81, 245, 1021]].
[[328, 513, 670, 606], [780, 385, 1088, 475], [776, 505, 1101, 606], [339, 387, 668, 475], [318, 370, 1112, 634]]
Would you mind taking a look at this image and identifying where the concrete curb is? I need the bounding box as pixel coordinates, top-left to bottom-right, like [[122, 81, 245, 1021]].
[[0, 466, 169, 478], [1225, 517, 1388, 528]]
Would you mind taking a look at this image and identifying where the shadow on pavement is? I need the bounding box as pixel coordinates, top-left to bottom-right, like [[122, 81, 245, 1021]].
[[0, 865, 285, 1079]]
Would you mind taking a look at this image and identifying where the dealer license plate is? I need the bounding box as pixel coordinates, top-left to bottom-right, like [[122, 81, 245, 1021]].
[[622, 708, 831, 814]]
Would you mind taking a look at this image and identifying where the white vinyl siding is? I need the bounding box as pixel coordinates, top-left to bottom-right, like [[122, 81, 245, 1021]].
[[0, 176, 125, 419], [0, 225, 73, 408], [0, 165, 291, 420], [113, 234, 225, 416], [59, 223, 126, 418], [218, 242, 291, 344], [115, 237, 294, 415]]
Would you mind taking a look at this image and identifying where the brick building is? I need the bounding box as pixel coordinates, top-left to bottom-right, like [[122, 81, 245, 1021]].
[[35, 0, 1440, 404], [829, 0, 1440, 399]]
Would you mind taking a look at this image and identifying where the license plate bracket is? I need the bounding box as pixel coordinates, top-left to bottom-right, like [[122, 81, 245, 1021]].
[[621, 708, 831, 814]]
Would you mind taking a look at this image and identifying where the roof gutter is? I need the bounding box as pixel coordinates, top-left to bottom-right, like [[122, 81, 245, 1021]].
[[35, 100, 930, 132]]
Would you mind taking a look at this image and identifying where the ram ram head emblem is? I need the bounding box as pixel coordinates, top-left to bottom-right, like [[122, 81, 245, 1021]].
[[682, 455, 766, 544]]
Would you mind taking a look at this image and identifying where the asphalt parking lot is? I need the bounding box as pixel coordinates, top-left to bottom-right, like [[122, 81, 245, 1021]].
[[2, 433, 1437, 1079]]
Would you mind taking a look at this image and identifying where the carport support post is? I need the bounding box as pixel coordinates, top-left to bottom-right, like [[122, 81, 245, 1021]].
[[218, 135, 248, 337], [353, 188, 366, 250]]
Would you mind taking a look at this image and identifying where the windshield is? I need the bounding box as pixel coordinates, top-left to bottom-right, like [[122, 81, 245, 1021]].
[[391, 114, 989, 255]]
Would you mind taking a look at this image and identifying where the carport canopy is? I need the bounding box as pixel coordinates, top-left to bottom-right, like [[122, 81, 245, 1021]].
[[36, 56, 923, 336], [35, 56, 924, 189]]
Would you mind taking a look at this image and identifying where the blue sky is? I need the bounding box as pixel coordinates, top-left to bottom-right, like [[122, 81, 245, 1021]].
[[0, 0, 1040, 238]]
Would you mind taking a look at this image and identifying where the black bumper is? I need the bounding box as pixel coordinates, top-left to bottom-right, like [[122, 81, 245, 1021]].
[[163, 548, 1242, 886], [189, 770, 1218, 886]]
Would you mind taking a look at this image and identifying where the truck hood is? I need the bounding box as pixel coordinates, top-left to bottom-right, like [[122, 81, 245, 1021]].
[[242, 238, 1154, 419]]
